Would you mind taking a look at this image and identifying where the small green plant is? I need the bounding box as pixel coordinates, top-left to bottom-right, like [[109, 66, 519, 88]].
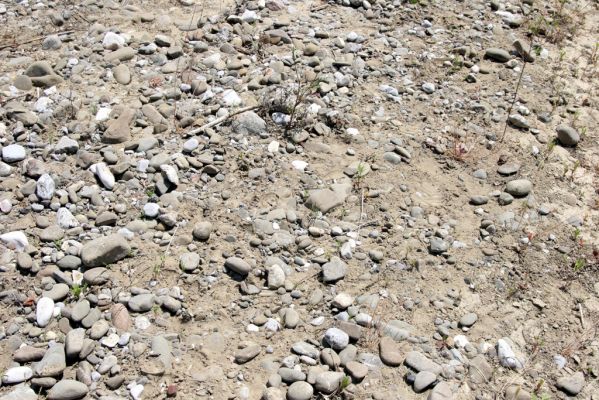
[[353, 162, 367, 190], [572, 227, 582, 241], [339, 375, 351, 392], [70, 283, 87, 299], [151, 304, 160, 315], [53, 239, 63, 249], [153, 254, 166, 279], [573, 257, 586, 272]]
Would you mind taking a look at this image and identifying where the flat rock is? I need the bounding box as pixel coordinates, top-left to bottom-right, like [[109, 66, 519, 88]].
[[485, 48, 511, 62], [556, 371, 585, 395], [111, 303, 132, 330], [379, 336, 403, 366], [556, 125, 579, 147], [324, 327, 350, 350], [404, 351, 442, 375], [0, 385, 37, 400], [34, 344, 66, 377], [505, 179, 532, 197], [225, 257, 251, 275], [103, 108, 136, 144], [36, 297, 55, 327], [234, 344, 261, 364], [81, 234, 130, 268], [113, 64, 131, 85], [314, 371, 344, 394], [286, 381, 313, 400], [2, 366, 33, 384], [322, 257, 347, 283], [47, 379, 88, 400], [128, 294, 155, 312], [428, 381, 453, 400], [414, 371, 437, 392]]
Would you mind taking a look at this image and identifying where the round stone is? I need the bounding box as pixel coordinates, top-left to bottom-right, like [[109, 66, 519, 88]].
[[556, 125, 580, 147], [286, 381, 313, 400], [323, 327, 349, 350]]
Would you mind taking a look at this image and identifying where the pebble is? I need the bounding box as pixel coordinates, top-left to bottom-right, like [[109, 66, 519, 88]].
[[556, 125, 580, 146], [2, 144, 26, 162], [324, 328, 350, 350], [36, 297, 55, 327], [47, 379, 88, 400], [286, 381, 313, 400], [505, 179, 532, 197]]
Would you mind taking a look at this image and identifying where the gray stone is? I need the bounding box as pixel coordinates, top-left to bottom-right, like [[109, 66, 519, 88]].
[[497, 163, 520, 176], [232, 111, 266, 136], [81, 307, 101, 328], [379, 336, 402, 366], [235, 344, 261, 364], [428, 381, 453, 400], [54, 136, 79, 154], [14, 75, 33, 91], [113, 64, 131, 85], [70, 300, 90, 322], [65, 328, 85, 359], [104, 47, 136, 62], [508, 114, 529, 129], [556, 125, 580, 147], [56, 255, 81, 270], [469, 355, 493, 383], [556, 371, 585, 395], [128, 294, 155, 312], [414, 371, 437, 392], [429, 237, 449, 255], [405, 351, 442, 375], [89, 319, 109, 339], [286, 381, 313, 400], [485, 48, 511, 62], [34, 344, 66, 377], [103, 108, 136, 143], [2, 144, 26, 163], [225, 257, 251, 275], [83, 267, 110, 285], [0, 385, 37, 400], [180, 252, 200, 272], [314, 371, 344, 394], [292, 342, 319, 359], [13, 346, 46, 363], [25, 61, 63, 87], [81, 234, 130, 267], [322, 257, 347, 283], [47, 379, 88, 400], [42, 35, 62, 50], [459, 312, 477, 327], [43, 283, 69, 301], [36, 174, 55, 200], [346, 361, 368, 381], [324, 328, 349, 350], [192, 221, 213, 240], [278, 367, 306, 383], [505, 179, 532, 197], [2, 366, 33, 384], [151, 335, 173, 370], [305, 188, 347, 213]]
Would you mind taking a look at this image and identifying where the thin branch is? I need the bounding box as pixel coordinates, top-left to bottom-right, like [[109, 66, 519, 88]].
[[187, 105, 259, 135], [0, 30, 80, 51]]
